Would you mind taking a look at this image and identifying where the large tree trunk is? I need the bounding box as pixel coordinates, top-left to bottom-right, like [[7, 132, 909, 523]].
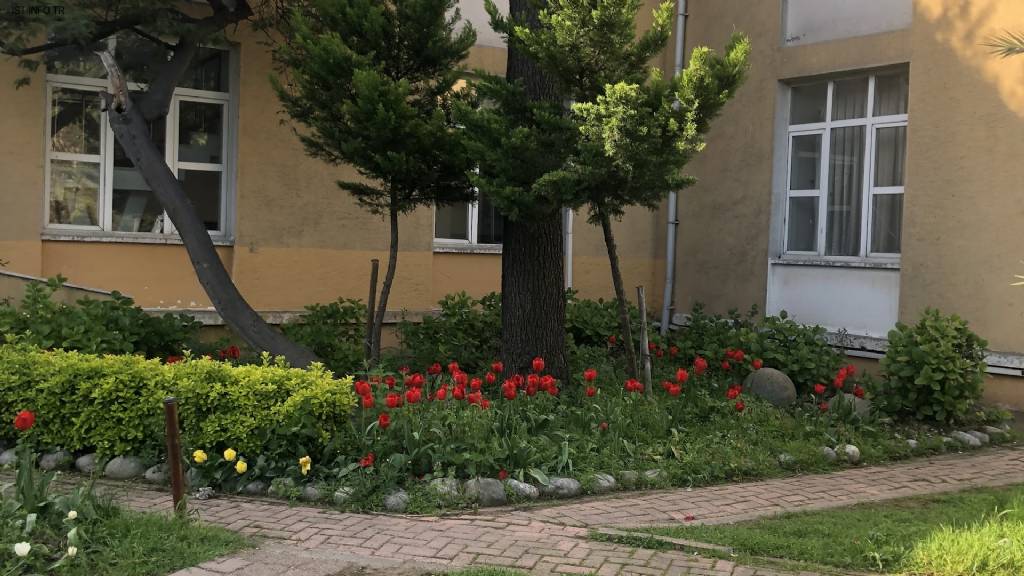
[[500, 0, 567, 380], [370, 203, 399, 364], [99, 56, 317, 368], [599, 209, 638, 379]]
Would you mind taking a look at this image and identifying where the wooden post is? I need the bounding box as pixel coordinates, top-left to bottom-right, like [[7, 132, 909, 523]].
[[365, 259, 380, 362], [163, 397, 185, 515], [636, 286, 653, 395]]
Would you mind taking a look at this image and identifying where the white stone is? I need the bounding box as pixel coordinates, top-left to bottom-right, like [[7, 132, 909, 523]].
[[464, 478, 507, 507], [383, 489, 409, 513], [540, 477, 582, 499], [104, 456, 147, 480], [906, 439, 919, 449], [589, 473, 617, 493], [242, 481, 268, 496], [300, 485, 321, 502], [617, 470, 639, 488], [74, 453, 97, 474], [777, 453, 795, 466], [333, 487, 353, 505], [821, 446, 838, 462], [429, 477, 462, 503], [837, 444, 861, 464], [0, 448, 17, 467], [504, 478, 539, 500], [143, 464, 167, 484], [950, 430, 981, 448], [966, 430, 990, 445], [38, 450, 73, 471]]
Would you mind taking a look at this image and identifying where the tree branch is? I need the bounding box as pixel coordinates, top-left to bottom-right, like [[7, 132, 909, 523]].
[[0, 15, 146, 56]]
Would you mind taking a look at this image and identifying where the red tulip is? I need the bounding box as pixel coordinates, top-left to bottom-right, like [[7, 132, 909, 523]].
[[359, 452, 375, 468], [599, 421, 609, 431], [405, 388, 422, 404], [386, 393, 402, 408], [819, 401, 830, 412], [485, 372, 497, 385], [721, 361, 731, 371], [491, 361, 504, 374], [694, 357, 708, 375], [531, 357, 545, 373], [853, 386, 865, 399], [583, 368, 597, 382], [735, 401, 745, 412], [585, 386, 596, 397], [470, 377, 482, 391], [669, 346, 679, 357], [361, 394, 374, 409], [447, 361, 459, 374], [675, 368, 689, 383], [498, 469, 508, 480], [752, 359, 763, 370], [436, 386, 448, 401], [354, 380, 371, 396], [813, 383, 827, 395], [427, 363, 442, 375], [385, 375, 396, 388], [378, 412, 391, 429], [13, 410, 34, 432]]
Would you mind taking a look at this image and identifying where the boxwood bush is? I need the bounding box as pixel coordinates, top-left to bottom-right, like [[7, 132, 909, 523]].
[[0, 343, 356, 457]]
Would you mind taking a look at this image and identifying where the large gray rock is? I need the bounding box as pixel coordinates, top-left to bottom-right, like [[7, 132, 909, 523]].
[[429, 478, 462, 504], [983, 425, 1009, 439], [504, 479, 539, 500], [828, 393, 872, 418], [589, 473, 617, 494], [777, 453, 795, 467], [75, 453, 97, 474], [540, 477, 582, 499], [644, 469, 667, 482], [300, 485, 321, 502], [333, 487, 353, 506], [465, 478, 507, 507], [967, 430, 990, 445], [743, 368, 796, 407], [39, 450, 73, 471], [383, 489, 409, 513], [951, 430, 982, 448], [0, 448, 16, 467], [185, 468, 203, 489], [143, 464, 167, 484], [821, 446, 838, 462], [242, 481, 268, 496], [104, 456, 147, 480], [906, 439, 919, 450]]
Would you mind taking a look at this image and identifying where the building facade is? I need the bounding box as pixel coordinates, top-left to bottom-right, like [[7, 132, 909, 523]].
[[2, 1, 1023, 406]]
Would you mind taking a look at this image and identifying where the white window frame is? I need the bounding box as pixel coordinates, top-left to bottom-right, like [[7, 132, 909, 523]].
[[433, 199, 501, 247], [783, 71, 907, 261], [42, 45, 236, 242]]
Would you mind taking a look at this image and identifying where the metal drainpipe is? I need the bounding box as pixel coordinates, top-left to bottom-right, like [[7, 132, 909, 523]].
[[659, 0, 687, 335], [564, 207, 574, 289]]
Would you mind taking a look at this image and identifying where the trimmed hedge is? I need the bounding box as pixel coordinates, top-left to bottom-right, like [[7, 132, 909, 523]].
[[0, 343, 356, 457]]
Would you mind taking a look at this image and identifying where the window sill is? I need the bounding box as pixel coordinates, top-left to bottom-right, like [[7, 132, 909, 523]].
[[432, 242, 502, 255], [42, 231, 234, 247], [770, 256, 899, 270]]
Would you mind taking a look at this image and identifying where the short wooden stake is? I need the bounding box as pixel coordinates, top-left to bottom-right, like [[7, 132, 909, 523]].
[[637, 286, 653, 395], [365, 259, 380, 362], [163, 397, 186, 516]]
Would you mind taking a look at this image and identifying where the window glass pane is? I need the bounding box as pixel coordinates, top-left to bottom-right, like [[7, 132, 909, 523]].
[[180, 48, 229, 92], [435, 203, 469, 240], [871, 194, 903, 253], [51, 88, 101, 155], [874, 125, 906, 187], [789, 134, 821, 190], [831, 77, 868, 120], [177, 170, 222, 231], [786, 197, 818, 252], [178, 101, 223, 164], [789, 82, 827, 124], [45, 43, 108, 77], [49, 160, 100, 226], [476, 194, 504, 244], [112, 116, 166, 232], [826, 125, 865, 256], [874, 71, 909, 116]]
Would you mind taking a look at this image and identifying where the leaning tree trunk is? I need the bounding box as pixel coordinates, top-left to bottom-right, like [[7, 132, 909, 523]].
[[500, 0, 568, 380], [99, 54, 317, 368], [598, 209, 638, 379], [370, 202, 399, 365]]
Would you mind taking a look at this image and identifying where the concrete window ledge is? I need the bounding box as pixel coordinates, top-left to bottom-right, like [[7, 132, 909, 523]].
[[769, 257, 900, 270], [432, 243, 502, 255], [42, 231, 234, 247]]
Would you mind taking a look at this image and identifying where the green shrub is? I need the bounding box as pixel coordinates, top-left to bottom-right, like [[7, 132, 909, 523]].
[[397, 292, 501, 371], [669, 304, 843, 393], [0, 343, 356, 457], [878, 308, 987, 424], [0, 278, 199, 359], [282, 298, 366, 375], [565, 290, 639, 348]]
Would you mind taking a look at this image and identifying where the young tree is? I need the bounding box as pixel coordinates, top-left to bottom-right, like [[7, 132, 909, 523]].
[[495, 0, 750, 378], [0, 1, 319, 367], [272, 0, 477, 364]]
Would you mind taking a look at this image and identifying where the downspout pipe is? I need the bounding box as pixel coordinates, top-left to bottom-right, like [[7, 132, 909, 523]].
[[659, 0, 687, 335]]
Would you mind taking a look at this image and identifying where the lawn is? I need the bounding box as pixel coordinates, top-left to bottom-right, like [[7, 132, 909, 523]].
[[636, 483, 1024, 575]]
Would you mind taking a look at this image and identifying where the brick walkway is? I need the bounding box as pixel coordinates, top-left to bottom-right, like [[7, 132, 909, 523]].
[[108, 447, 1024, 576]]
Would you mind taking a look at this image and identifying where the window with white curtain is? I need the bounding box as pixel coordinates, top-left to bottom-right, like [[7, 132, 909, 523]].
[[44, 38, 233, 238], [434, 194, 503, 245], [784, 69, 908, 258]]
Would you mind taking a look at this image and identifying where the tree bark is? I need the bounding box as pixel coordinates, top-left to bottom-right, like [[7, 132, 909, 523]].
[[99, 58, 317, 368], [599, 209, 638, 379], [500, 0, 567, 380], [370, 203, 399, 365]]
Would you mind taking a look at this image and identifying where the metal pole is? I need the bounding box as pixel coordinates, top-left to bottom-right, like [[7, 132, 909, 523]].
[[365, 259, 379, 362], [163, 397, 185, 516], [637, 286, 653, 395]]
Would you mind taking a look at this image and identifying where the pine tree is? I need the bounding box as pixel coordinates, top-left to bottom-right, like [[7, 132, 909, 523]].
[[272, 0, 478, 364], [489, 0, 750, 379]]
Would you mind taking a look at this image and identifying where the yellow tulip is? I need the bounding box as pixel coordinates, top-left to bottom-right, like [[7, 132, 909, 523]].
[[235, 460, 247, 474], [193, 450, 208, 464], [298, 455, 312, 476], [223, 448, 237, 462]]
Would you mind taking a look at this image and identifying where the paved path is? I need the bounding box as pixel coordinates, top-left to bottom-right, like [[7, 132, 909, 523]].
[[109, 447, 1024, 576]]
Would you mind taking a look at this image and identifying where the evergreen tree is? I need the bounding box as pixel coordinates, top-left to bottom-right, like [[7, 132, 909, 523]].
[[1, 1, 319, 367], [272, 0, 478, 364], [486, 0, 750, 379]]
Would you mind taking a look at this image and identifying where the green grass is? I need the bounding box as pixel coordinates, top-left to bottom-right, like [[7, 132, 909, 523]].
[[633, 484, 1024, 575]]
